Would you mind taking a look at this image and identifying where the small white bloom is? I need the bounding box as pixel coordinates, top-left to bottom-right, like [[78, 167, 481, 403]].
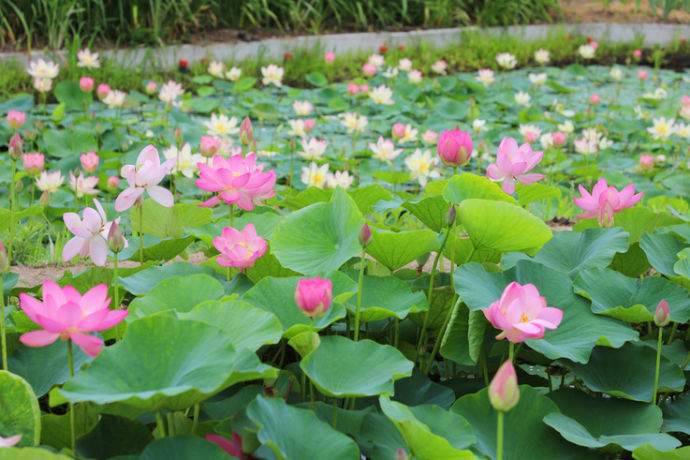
[[399, 124, 418, 144], [643, 88, 668, 100], [404, 149, 440, 187], [36, 170, 64, 193], [647, 117, 675, 141], [610, 67, 624, 81], [515, 91, 531, 107], [496, 53, 517, 69], [208, 61, 225, 78], [326, 170, 354, 189], [472, 119, 487, 134], [519, 124, 542, 141], [257, 150, 279, 158], [534, 49, 550, 65], [528, 73, 547, 86], [298, 137, 328, 160], [674, 123, 690, 138], [574, 137, 598, 155], [163, 143, 204, 178], [203, 113, 239, 138], [26, 59, 59, 79], [301, 162, 329, 188], [103, 90, 126, 108], [540, 133, 553, 149], [261, 64, 284, 87], [382, 66, 399, 79], [398, 58, 413, 71], [159, 80, 184, 105], [77, 48, 100, 69], [475, 69, 495, 87], [408, 70, 423, 83], [225, 67, 242, 82], [431, 60, 447, 75], [557, 120, 574, 133], [368, 54, 385, 67], [370, 85, 394, 105], [421, 130, 438, 145], [578, 44, 596, 59], [33, 78, 52, 93], [369, 136, 402, 163], [341, 112, 368, 134], [287, 119, 307, 137], [292, 100, 313, 116]]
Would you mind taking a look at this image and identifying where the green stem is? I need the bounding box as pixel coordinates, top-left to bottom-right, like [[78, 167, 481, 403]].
[[191, 404, 200, 435], [496, 411, 504, 460], [301, 371, 306, 402], [652, 326, 663, 405], [353, 250, 366, 341], [113, 254, 120, 341], [229, 203, 234, 228], [332, 398, 338, 429], [666, 322, 678, 345], [166, 412, 175, 437], [155, 411, 166, 438], [0, 278, 6, 370], [508, 342, 515, 363], [138, 203, 144, 265], [7, 159, 16, 267], [394, 317, 399, 348], [424, 296, 461, 375], [67, 340, 75, 450]]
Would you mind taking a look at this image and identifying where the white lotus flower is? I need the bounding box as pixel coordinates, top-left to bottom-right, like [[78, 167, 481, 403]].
[[496, 53, 517, 69], [404, 149, 440, 187], [301, 162, 329, 188], [261, 64, 284, 87], [203, 113, 239, 138], [370, 85, 394, 105]]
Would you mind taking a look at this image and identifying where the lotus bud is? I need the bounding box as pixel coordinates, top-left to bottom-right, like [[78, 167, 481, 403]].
[[437, 126, 472, 167], [0, 239, 8, 272], [359, 223, 372, 247], [391, 123, 406, 140], [200, 135, 221, 157], [589, 93, 601, 105], [654, 299, 670, 327], [250, 139, 258, 153], [145, 81, 158, 95], [239, 116, 253, 146], [8, 132, 23, 161], [303, 119, 315, 133], [6, 110, 26, 130], [295, 277, 332, 319], [489, 360, 520, 412], [394, 448, 408, 460], [107, 221, 126, 253], [446, 205, 456, 227], [107, 175, 120, 190], [97, 83, 110, 100], [79, 77, 94, 92]]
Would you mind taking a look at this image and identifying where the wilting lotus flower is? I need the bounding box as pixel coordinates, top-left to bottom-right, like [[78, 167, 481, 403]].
[[574, 178, 643, 227], [80, 151, 99, 173], [486, 137, 545, 194], [115, 145, 175, 211], [295, 277, 333, 319], [6, 110, 26, 130], [214, 223, 267, 271], [19, 280, 128, 357], [63, 199, 127, 266], [483, 282, 563, 343], [22, 153, 44, 176], [196, 153, 276, 210], [437, 127, 472, 167], [489, 360, 520, 412], [69, 171, 99, 198]]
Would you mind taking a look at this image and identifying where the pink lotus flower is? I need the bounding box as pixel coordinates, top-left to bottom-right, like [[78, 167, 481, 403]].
[[681, 95, 690, 108], [324, 51, 336, 63], [574, 178, 643, 227], [363, 63, 377, 76], [79, 77, 94, 92], [304, 119, 315, 132], [437, 127, 472, 167], [295, 277, 332, 319], [483, 281, 563, 343], [359, 84, 370, 93], [19, 280, 128, 357], [489, 360, 520, 412], [145, 81, 158, 95], [195, 153, 276, 210], [206, 433, 255, 459], [638, 70, 648, 81], [552, 131, 567, 147], [200, 135, 221, 157], [590, 93, 601, 105], [63, 199, 127, 266], [633, 49, 642, 59], [654, 299, 670, 327], [639, 154, 654, 170], [80, 150, 99, 173], [391, 123, 406, 140], [0, 434, 22, 448], [6, 110, 26, 130], [22, 152, 44, 176], [213, 223, 267, 270], [107, 176, 120, 190], [590, 40, 599, 50], [96, 83, 111, 100], [115, 145, 175, 211], [486, 137, 545, 194], [69, 171, 99, 198], [347, 83, 360, 95], [422, 129, 438, 145]]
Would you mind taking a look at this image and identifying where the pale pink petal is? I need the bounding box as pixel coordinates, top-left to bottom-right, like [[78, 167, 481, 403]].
[[89, 236, 108, 266], [115, 187, 144, 212], [515, 173, 545, 186], [486, 164, 504, 181], [69, 333, 103, 357], [147, 185, 174, 207], [62, 237, 87, 263], [501, 176, 516, 194], [20, 330, 60, 348]]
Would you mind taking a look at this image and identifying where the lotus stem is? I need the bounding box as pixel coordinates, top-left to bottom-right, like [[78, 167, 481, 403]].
[[138, 204, 144, 265], [67, 339, 76, 450], [0, 278, 7, 370], [667, 322, 678, 345], [496, 411, 504, 460], [353, 250, 366, 341], [652, 325, 663, 405], [7, 159, 16, 268], [191, 403, 199, 435], [113, 253, 120, 341], [155, 411, 166, 438], [425, 296, 461, 375], [229, 204, 234, 228], [332, 398, 338, 429], [509, 342, 515, 363]]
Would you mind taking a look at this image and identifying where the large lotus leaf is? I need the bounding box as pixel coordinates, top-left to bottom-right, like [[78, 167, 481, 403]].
[[359, 412, 408, 460], [403, 195, 451, 233], [662, 393, 690, 435], [119, 234, 194, 263], [43, 129, 97, 158], [301, 336, 413, 397], [0, 371, 41, 447], [178, 299, 283, 351], [573, 268, 690, 323], [453, 261, 638, 363], [440, 302, 486, 366], [41, 404, 99, 451], [242, 273, 354, 338], [639, 232, 686, 277], [515, 182, 561, 206], [562, 342, 685, 402], [350, 184, 393, 214], [393, 370, 456, 409], [129, 274, 225, 317], [247, 395, 360, 460], [344, 274, 427, 322], [136, 436, 230, 460], [674, 248, 690, 278], [54, 80, 91, 111], [271, 187, 364, 276], [544, 388, 680, 451], [61, 315, 268, 412], [451, 385, 591, 460], [366, 228, 440, 271], [502, 227, 629, 277], [379, 396, 475, 460], [442, 172, 517, 205], [0, 449, 70, 459], [632, 444, 690, 460], [76, 415, 153, 459], [458, 199, 552, 255], [119, 262, 219, 295], [8, 340, 93, 397], [130, 199, 213, 239], [611, 207, 683, 243]]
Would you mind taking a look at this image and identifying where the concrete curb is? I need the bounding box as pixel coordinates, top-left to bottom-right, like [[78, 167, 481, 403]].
[[1, 23, 687, 69]]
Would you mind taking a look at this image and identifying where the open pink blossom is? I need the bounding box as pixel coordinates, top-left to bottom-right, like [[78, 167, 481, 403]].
[[574, 178, 643, 227], [486, 137, 545, 194], [19, 280, 128, 357], [63, 199, 127, 266], [196, 153, 276, 210], [483, 281, 563, 343], [6, 110, 26, 130], [115, 145, 175, 211], [69, 171, 99, 197], [324, 51, 336, 63], [22, 152, 44, 176], [213, 223, 267, 270]]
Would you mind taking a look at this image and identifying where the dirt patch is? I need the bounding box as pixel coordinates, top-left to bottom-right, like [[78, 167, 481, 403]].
[[547, 216, 575, 232], [560, 0, 690, 24]]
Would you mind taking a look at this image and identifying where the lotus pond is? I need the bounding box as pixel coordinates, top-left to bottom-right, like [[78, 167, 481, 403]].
[[1, 51, 690, 459]]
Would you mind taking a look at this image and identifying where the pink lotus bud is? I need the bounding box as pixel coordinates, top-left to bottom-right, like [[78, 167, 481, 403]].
[[590, 41, 599, 50], [107, 175, 120, 190], [107, 221, 126, 253], [589, 93, 601, 105], [174, 127, 183, 145], [524, 130, 539, 145], [240, 116, 253, 146], [633, 49, 642, 59], [638, 70, 648, 81], [437, 126, 473, 167], [362, 63, 377, 76], [446, 205, 456, 227], [0, 239, 7, 272], [79, 77, 94, 92], [391, 123, 406, 140], [6, 110, 26, 130], [23, 129, 37, 142], [200, 135, 221, 157], [295, 277, 332, 319], [359, 84, 370, 93], [8, 132, 23, 161], [97, 83, 111, 100], [145, 81, 158, 95], [681, 95, 690, 108], [489, 360, 520, 412], [22, 153, 44, 176], [359, 223, 372, 247], [654, 299, 670, 327], [552, 131, 567, 147], [347, 83, 360, 95], [324, 51, 336, 63], [639, 154, 654, 170], [422, 129, 438, 145], [304, 119, 315, 133], [394, 448, 408, 460], [80, 150, 99, 173]]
